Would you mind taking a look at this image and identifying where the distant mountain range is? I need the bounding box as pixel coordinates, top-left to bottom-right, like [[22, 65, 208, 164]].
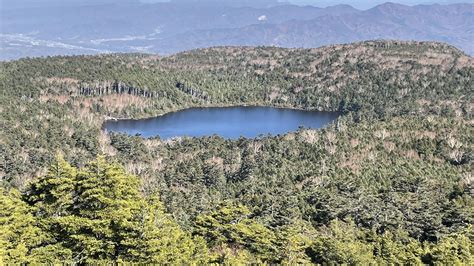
[[1, 1, 473, 60]]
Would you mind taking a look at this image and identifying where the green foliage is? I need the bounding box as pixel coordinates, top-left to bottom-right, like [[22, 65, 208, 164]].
[[308, 219, 376, 264], [426, 227, 474, 265], [0, 41, 472, 264], [0, 188, 44, 264], [1, 157, 472, 264], [373, 230, 425, 265], [276, 220, 316, 264], [26, 156, 76, 219], [133, 196, 209, 264], [10, 156, 206, 263], [195, 202, 277, 263]]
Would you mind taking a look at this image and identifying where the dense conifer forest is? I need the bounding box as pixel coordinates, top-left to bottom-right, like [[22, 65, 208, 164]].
[[0, 40, 473, 264]]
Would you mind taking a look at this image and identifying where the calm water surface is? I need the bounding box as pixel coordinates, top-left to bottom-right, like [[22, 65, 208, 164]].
[[104, 107, 340, 139]]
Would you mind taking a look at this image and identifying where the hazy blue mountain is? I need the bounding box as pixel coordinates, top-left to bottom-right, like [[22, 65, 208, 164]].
[[169, 0, 286, 7], [0, 1, 472, 60], [156, 3, 473, 55]]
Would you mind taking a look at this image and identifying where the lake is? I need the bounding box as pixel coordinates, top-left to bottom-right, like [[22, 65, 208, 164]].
[[103, 106, 340, 139]]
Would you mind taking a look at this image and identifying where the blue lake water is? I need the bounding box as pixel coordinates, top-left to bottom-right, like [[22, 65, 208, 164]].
[[103, 106, 340, 139]]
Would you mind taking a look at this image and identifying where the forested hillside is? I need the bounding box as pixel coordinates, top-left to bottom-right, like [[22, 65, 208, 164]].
[[0, 40, 473, 264]]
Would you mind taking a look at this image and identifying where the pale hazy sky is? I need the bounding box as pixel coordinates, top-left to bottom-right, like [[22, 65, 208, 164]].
[[287, 0, 473, 9], [2, 0, 472, 10], [140, 0, 474, 9]]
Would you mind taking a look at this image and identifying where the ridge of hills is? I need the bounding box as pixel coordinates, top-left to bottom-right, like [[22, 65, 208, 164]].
[[1, 2, 473, 60], [0, 40, 473, 263]]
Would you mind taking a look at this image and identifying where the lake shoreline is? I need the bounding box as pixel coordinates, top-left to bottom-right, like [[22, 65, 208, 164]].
[[103, 106, 340, 139], [103, 103, 338, 123]]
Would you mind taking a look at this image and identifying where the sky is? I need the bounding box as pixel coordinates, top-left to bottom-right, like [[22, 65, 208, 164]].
[[139, 0, 474, 9], [287, 0, 473, 9], [2, 0, 472, 10]]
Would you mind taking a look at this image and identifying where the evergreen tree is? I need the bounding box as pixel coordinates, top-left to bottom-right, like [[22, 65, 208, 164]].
[[373, 230, 424, 265], [23, 156, 207, 263], [0, 188, 44, 263], [308, 220, 376, 264], [426, 227, 473, 265], [194, 201, 277, 263], [276, 220, 316, 264]]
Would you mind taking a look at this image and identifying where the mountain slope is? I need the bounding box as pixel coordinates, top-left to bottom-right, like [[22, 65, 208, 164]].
[[1, 2, 473, 59], [0, 40, 473, 263], [157, 3, 474, 55], [1, 40, 472, 181]]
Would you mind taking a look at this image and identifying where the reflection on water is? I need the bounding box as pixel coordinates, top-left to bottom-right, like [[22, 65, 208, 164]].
[[104, 106, 340, 139]]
